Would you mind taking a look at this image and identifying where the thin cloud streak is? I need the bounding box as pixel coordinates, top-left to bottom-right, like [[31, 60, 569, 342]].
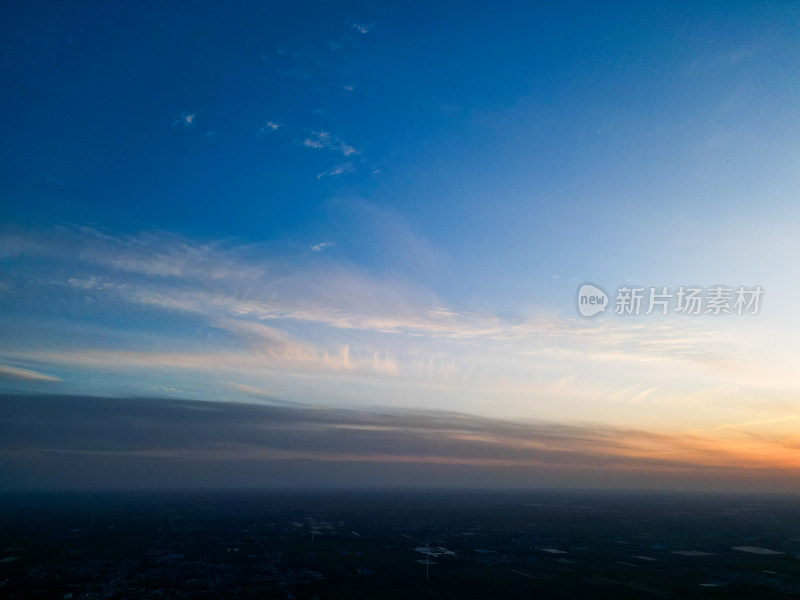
[[0, 364, 60, 382], [316, 162, 354, 179]]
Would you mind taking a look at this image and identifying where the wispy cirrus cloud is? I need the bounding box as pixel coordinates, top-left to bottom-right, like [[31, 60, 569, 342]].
[[0, 364, 60, 382], [1, 225, 798, 430], [258, 121, 280, 135], [5, 226, 268, 281], [0, 226, 786, 363], [303, 131, 358, 156], [22, 343, 399, 380], [303, 131, 329, 149], [316, 162, 354, 179]]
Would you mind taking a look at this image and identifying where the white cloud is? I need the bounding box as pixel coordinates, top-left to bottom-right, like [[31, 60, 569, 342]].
[[339, 142, 357, 156], [173, 112, 197, 127], [303, 131, 358, 156], [24, 341, 399, 380], [303, 131, 330, 149], [259, 121, 280, 135], [0, 363, 60, 382], [316, 163, 354, 179], [4, 226, 800, 429]]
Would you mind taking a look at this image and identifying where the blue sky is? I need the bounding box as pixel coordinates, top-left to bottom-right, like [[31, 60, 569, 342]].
[[2, 1, 800, 490], [3, 2, 798, 298]]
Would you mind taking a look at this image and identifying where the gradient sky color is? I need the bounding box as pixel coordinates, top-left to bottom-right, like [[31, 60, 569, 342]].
[[2, 1, 800, 491]]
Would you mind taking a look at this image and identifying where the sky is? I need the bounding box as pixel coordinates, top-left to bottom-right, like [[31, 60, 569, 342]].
[[1, 1, 800, 492]]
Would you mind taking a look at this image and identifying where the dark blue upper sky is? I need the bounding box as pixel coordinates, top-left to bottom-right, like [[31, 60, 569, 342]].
[[5, 1, 797, 251]]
